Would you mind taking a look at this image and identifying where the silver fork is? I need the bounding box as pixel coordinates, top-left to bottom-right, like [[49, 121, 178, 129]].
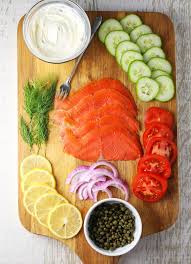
[[58, 16, 103, 99]]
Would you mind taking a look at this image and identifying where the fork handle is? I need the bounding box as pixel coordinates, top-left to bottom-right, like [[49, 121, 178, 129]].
[[66, 16, 103, 84]]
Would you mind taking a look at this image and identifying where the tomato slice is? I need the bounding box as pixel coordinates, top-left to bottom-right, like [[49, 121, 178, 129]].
[[138, 154, 171, 178], [145, 107, 174, 129], [143, 123, 174, 148], [132, 173, 168, 202], [145, 137, 177, 164]]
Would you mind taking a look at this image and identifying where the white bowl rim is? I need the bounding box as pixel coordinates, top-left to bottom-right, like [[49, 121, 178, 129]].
[[84, 198, 142, 257], [22, 0, 91, 64]]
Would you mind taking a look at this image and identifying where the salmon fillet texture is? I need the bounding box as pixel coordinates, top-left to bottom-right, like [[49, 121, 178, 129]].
[[53, 78, 142, 161]]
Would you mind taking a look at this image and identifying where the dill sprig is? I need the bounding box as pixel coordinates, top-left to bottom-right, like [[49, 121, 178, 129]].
[[32, 114, 49, 146], [35, 79, 57, 114], [20, 116, 33, 149], [20, 75, 58, 150], [24, 81, 39, 118]]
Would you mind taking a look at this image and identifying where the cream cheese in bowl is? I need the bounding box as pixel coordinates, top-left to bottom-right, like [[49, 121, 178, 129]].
[[23, 0, 91, 63]]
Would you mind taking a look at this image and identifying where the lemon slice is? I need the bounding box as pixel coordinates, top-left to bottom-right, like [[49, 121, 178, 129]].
[[34, 193, 68, 227], [22, 169, 56, 192], [23, 185, 56, 216], [48, 204, 82, 239], [20, 155, 52, 179]]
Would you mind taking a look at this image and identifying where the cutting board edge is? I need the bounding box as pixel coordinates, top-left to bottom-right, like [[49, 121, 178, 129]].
[[17, 11, 179, 264]]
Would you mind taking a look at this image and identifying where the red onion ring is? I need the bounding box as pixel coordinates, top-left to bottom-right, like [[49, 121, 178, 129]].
[[93, 188, 112, 202], [89, 160, 119, 178], [66, 165, 90, 184], [93, 179, 129, 201]]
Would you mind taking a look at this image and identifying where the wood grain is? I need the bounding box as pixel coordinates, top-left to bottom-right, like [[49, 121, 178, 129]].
[[18, 11, 178, 264]]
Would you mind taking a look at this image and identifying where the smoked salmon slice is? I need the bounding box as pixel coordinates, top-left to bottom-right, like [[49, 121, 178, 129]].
[[55, 78, 137, 111], [61, 125, 142, 162], [54, 88, 137, 122], [60, 115, 140, 140], [53, 79, 142, 161], [58, 104, 139, 134]]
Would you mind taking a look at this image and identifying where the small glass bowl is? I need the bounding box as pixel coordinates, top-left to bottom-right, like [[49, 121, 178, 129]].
[[84, 198, 142, 256], [23, 0, 91, 63]]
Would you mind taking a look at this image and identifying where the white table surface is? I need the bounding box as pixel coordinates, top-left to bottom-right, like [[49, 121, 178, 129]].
[[0, 0, 191, 263]]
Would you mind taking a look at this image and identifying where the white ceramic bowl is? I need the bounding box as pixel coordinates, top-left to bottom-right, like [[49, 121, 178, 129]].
[[84, 198, 142, 256], [23, 0, 91, 63]]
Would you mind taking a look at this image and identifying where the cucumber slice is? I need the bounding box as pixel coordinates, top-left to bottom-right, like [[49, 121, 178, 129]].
[[121, 51, 143, 72], [120, 14, 142, 33], [152, 70, 171, 79], [116, 40, 141, 64], [155, 76, 175, 102], [136, 34, 162, 53], [105, 31, 130, 56], [98, 19, 123, 43], [148, 57, 172, 74], [143, 47, 166, 63], [128, 60, 151, 83], [136, 77, 159, 102], [130, 24, 152, 42]]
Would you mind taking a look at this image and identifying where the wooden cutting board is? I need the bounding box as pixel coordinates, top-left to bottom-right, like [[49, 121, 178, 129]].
[[18, 11, 178, 264]]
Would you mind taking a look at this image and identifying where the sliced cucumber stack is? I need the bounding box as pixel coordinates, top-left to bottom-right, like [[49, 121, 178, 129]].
[[152, 70, 171, 79], [120, 14, 142, 33], [97, 14, 175, 103], [143, 47, 166, 63], [128, 60, 151, 83], [130, 24, 152, 42], [136, 77, 159, 102], [148, 57, 172, 74], [155, 76, 175, 102], [137, 34, 162, 53], [121, 51, 143, 72], [98, 19, 123, 43], [116, 40, 141, 64], [105, 31, 130, 56]]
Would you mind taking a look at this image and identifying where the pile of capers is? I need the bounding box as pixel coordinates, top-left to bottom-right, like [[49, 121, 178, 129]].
[[88, 202, 135, 251]]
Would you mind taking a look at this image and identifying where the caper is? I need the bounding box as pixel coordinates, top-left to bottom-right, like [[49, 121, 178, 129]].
[[117, 241, 121, 247], [88, 202, 135, 250]]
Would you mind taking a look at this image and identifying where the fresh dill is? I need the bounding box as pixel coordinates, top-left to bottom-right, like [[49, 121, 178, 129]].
[[20, 75, 58, 150], [32, 113, 49, 147], [20, 116, 33, 149]]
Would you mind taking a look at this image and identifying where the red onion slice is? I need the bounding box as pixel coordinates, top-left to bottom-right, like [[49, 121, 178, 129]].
[[82, 168, 115, 182], [87, 177, 107, 200], [69, 168, 115, 193], [93, 179, 129, 201], [89, 160, 119, 178], [82, 187, 89, 200], [78, 182, 89, 200], [70, 181, 84, 193], [93, 188, 112, 202], [66, 166, 89, 184]]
